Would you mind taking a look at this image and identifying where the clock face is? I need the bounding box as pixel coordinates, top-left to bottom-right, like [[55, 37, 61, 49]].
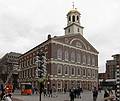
[[65, 38, 69, 44], [76, 42, 82, 48]]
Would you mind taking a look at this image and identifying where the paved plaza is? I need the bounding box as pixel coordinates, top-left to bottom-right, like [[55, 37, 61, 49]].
[[12, 90, 111, 101]]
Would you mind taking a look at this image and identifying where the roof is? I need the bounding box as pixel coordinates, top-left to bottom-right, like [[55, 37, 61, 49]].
[[67, 8, 80, 15]]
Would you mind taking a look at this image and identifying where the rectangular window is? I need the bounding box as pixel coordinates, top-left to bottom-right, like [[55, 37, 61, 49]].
[[71, 67, 75, 76], [57, 65, 62, 75], [65, 66, 69, 75]]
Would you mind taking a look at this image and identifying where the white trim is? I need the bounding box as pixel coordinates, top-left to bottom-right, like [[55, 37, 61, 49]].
[[50, 77, 97, 81], [48, 60, 98, 70], [70, 38, 87, 50]]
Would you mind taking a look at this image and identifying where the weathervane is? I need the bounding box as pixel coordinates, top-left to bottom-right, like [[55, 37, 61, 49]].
[[72, 1, 75, 9]]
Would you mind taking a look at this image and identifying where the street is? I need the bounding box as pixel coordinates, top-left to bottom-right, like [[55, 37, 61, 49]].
[[12, 90, 108, 101]]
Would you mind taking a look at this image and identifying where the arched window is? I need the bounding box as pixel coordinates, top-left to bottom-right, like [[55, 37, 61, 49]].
[[64, 66, 69, 75], [87, 54, 91, 65], [65, 50, 69, 61], [82, 54, 86, 64], [69, 16, 71, 21], [77, 67, 81, 75], [71, 51, 75, 62], [83, 68, 86, 76], [72, 15, 75, 22], [77, 53, 81, 63], [87, 69, 91, 77], [71, 67, 75, 75], [92, 56, 95, 66], [57, 64, 62, 75], [57, 48, 62, 59], [77, 16, 79, 21]]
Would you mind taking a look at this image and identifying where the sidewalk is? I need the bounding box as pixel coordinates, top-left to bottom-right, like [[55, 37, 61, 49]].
[[12, 98, 23, 101]]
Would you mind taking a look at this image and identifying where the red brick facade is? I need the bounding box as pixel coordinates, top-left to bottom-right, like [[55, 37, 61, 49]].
[[18, 8, 99, 91]]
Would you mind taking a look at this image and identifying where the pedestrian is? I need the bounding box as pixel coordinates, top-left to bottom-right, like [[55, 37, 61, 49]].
[[70, 89, 75, 101], [34, 87, 38, 94], [49, 88, 52, 97], [92, 87, 98, 101], [64, 88, 66, 94], [43, 88, 47, 97], [104, 90, 110, 101], [0, 89, 5, 100]]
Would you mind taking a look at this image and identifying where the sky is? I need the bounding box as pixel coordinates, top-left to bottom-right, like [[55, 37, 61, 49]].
[[0, 0, 120, 73]]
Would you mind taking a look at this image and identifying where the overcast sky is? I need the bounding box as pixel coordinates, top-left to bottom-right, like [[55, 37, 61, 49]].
[[0, 0, 120, 73]]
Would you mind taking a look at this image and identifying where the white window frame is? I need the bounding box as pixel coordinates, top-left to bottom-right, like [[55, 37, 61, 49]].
[[57, 64, 62, 75], [65, 50, 69, 61], [71, 51, 75, 62], [77, 53, 81, 63], [82, 54, 86, 64], [57, 48, 62, 60], [77, 67, 81, 76], [71, 67, 75, 76], [87, 69, 91, 77], [64, 66, 69, 75], [87, 54, 91, 65], [83, 68, 86, 77], [92, 56, 95, 66], [57, 81, 62, 90]]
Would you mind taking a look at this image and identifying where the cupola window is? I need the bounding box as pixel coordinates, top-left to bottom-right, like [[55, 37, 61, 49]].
[[77, 16, 79, 21], [72, 15, 75, 22], [69, 16, 71, 21]]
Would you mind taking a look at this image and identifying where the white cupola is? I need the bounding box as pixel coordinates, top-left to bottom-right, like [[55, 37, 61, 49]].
[[64, 7, 84, 35]]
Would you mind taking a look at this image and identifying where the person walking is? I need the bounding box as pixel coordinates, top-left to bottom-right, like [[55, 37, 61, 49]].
[[104, 90, 110, 101], [0, 89, 5, 100], [70, 89, 75, 101], [92, 87, 98, 101]]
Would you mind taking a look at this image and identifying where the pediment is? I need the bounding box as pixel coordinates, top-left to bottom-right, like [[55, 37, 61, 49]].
[[52, 34, 98, 54]]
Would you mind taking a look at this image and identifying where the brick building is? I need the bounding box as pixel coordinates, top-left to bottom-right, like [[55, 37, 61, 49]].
[[99, 54, 120, 89], [18, 8, 99, 91], [0, 52, 21, 88]]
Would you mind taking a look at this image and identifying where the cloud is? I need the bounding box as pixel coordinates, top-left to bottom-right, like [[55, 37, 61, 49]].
[[0, 0, 120, 73]]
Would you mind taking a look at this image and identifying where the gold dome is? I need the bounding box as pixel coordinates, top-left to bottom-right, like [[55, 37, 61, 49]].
[[67, 8, 80, 15]]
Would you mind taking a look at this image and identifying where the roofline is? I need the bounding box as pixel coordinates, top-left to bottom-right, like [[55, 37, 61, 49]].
[[19, 38, 52, 58]]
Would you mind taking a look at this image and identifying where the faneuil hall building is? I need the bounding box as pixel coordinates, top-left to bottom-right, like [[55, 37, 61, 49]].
[[18, 7, 99, 91]]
